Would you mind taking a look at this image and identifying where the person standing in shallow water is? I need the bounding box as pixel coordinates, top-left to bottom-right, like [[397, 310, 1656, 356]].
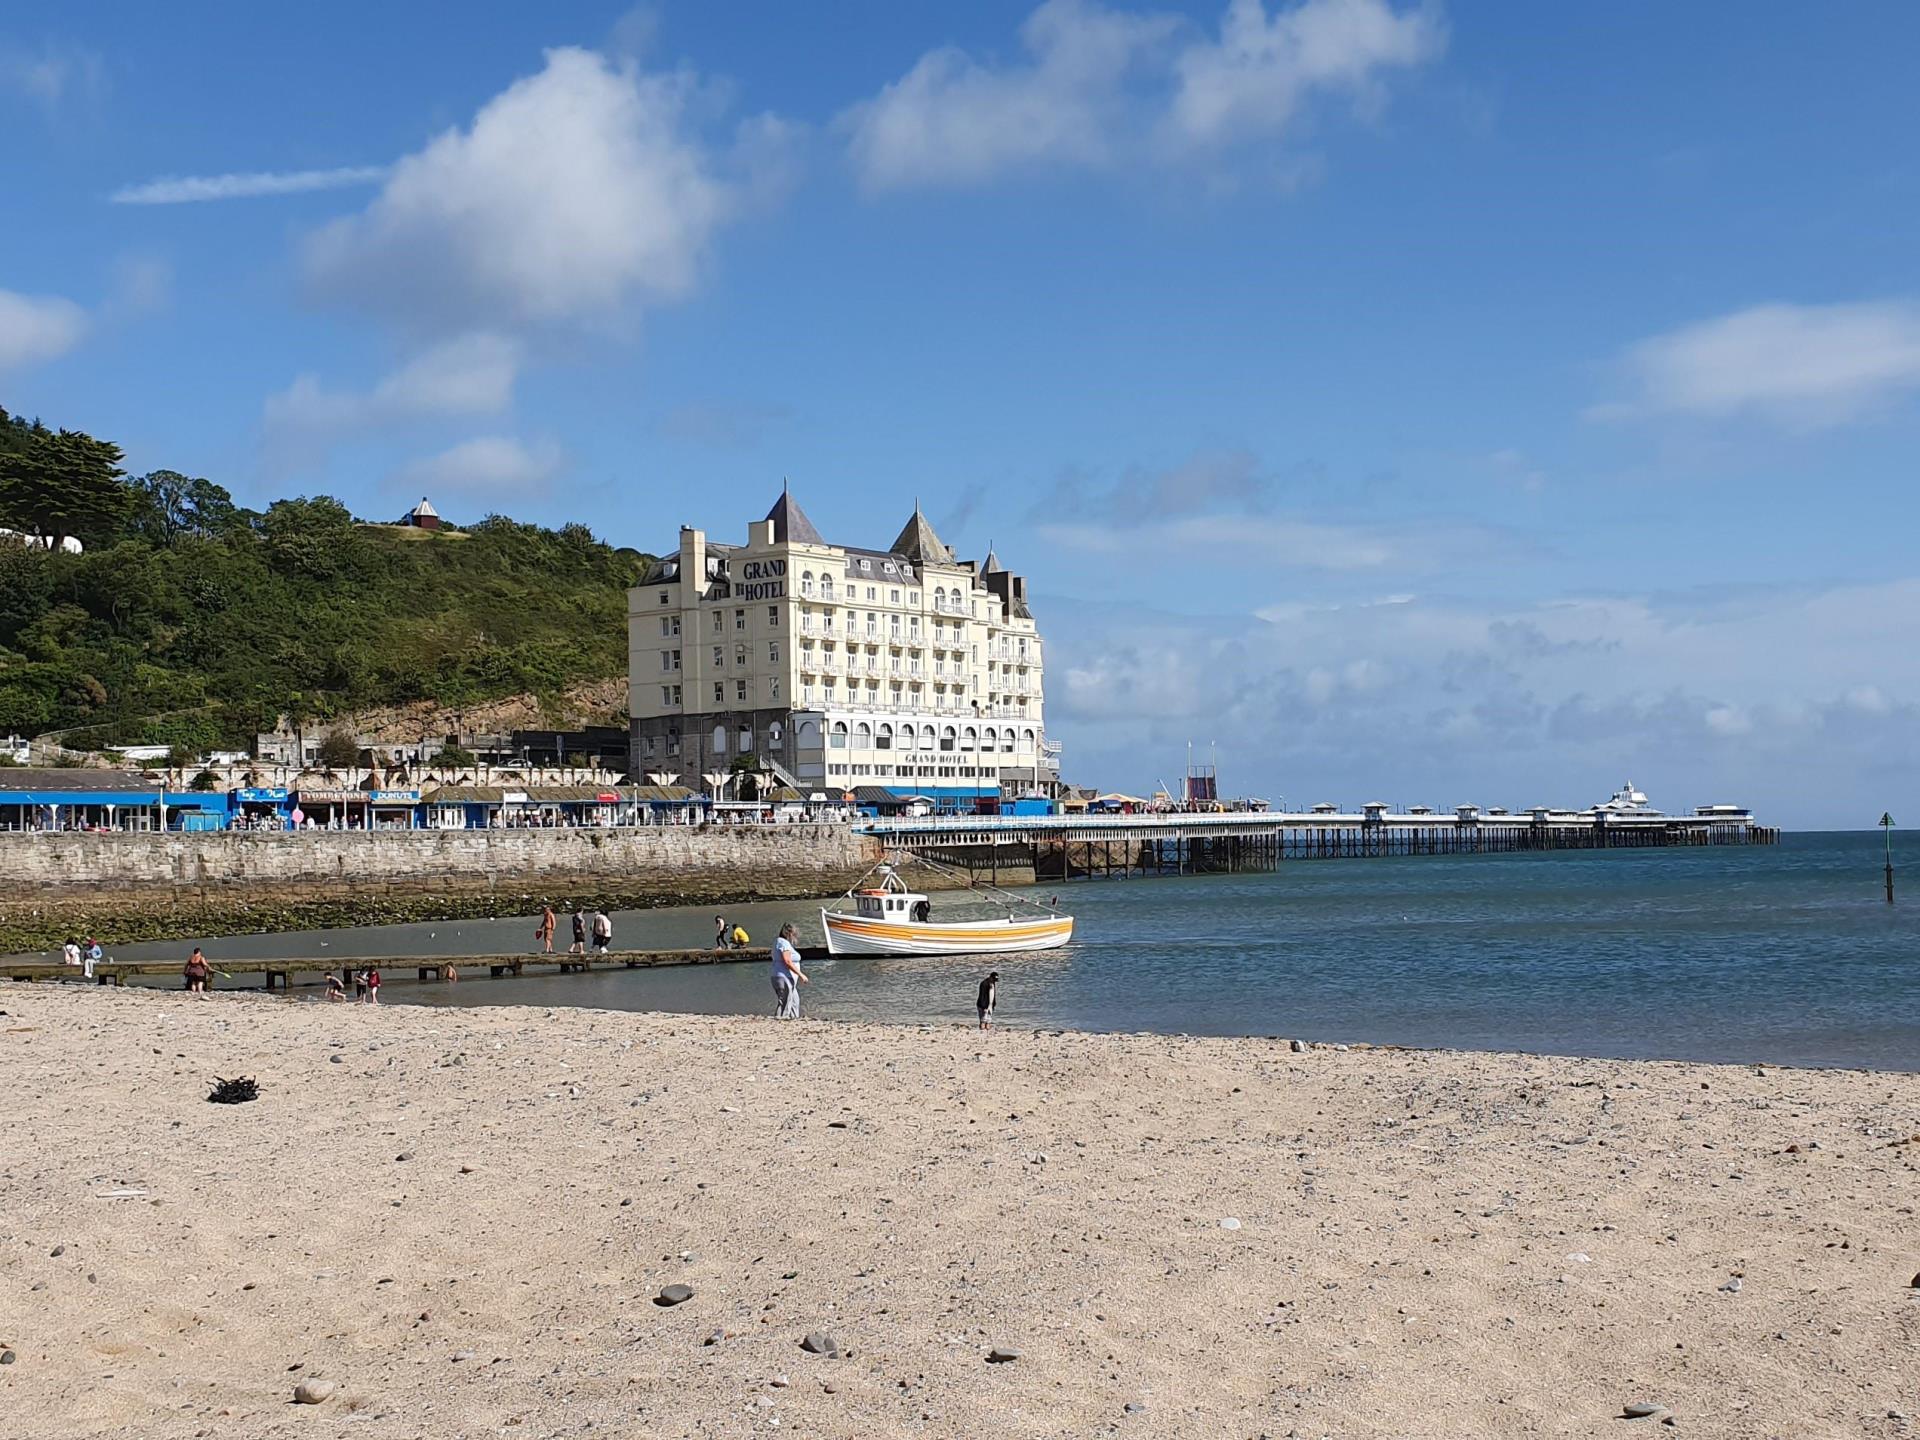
[[770, 924, 808, 1019], [977, 971, 999, 1031]]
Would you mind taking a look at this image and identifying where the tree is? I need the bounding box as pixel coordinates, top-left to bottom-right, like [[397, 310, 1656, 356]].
[[128, 470, 239, 545], [435, 742, 476, 766], [189, 768, 219, 792], [316, 728, 360, 770], [0, 429, 129, 550]]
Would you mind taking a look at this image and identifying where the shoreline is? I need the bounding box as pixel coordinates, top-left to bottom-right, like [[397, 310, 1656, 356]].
[[5, 984, 1915, 1438], [17, 970, 1920, 1078]]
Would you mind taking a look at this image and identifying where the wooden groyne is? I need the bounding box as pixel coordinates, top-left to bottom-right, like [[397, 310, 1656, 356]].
[[3, 946, 829, 991]]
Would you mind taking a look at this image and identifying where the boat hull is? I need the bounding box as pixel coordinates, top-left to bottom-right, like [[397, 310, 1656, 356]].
[[820, 908, 1073, 957]]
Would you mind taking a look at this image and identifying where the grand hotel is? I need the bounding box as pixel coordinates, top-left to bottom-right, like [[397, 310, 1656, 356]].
[[627, 490, 1059, 806]]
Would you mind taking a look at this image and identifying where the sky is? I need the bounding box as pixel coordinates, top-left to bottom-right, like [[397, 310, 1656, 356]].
[[4, 2, 1919, 828]]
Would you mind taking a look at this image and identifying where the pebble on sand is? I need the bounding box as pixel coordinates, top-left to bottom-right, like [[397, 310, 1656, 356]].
[[0, 1350, 16, 1365], [1622, 1401, 1669, 1419], [799, 1332, 840, 1356], [655, 1283, 694, 1307], [293, 1378, 338, 1404], [1219, 1217, 1242, 1230], [986, 1346, 1022, 1364]]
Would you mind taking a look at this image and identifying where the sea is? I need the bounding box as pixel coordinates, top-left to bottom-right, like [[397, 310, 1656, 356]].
[[72, 830, 1920, 1071]]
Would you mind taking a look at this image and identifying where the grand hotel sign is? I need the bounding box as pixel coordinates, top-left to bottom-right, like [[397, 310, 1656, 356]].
[[735, 557, 786, 601]]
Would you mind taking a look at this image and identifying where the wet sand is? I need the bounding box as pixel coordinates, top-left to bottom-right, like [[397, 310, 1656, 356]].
[[2, 985, 1916, 1438]]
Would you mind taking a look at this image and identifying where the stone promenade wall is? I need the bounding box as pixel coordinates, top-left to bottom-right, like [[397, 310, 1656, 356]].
[[0, 826, 914, 950]]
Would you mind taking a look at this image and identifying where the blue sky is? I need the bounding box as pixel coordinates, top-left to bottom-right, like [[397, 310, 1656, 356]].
[[5, 2, 1920, 827]]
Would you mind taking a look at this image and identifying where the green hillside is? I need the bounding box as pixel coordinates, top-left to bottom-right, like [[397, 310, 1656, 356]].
[[0, 407, 650, 752]]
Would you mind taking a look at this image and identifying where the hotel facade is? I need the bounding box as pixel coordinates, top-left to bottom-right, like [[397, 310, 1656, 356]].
[[627, 491, 1060, 806]]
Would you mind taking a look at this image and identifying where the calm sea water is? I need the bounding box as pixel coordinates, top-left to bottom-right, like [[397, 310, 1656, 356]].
[[77, 831, 1919, 1070]]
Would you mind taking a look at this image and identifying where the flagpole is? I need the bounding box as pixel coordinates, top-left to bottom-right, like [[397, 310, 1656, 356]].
[[1882, 812, 1895, 904]]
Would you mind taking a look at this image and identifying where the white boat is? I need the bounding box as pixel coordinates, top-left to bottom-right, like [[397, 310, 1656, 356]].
[[820, 865, 1073, 957]]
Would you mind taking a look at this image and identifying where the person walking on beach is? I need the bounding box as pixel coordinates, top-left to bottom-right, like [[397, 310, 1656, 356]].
[[770, 923, 808, 1019], [591, 908, 612, 956], [365, 966, 381, 1004], [714, 915, 730, 950], [569, 907, 587, 956], [536, 903, 556, 954], [977, 971, 999, 1031], [353, 967, 369, 1002], [184, 947, 211, 994]]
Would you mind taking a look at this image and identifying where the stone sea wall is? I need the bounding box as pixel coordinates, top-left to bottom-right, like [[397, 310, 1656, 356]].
[[0, 826, 994, 952]]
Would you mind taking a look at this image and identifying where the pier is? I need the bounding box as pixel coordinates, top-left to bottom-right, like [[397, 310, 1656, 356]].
[[870, 805, 1778, 880], [3, 946, 827, 990]]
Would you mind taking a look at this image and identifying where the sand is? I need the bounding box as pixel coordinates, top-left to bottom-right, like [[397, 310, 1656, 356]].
[[2, 986, 1916, 1439]]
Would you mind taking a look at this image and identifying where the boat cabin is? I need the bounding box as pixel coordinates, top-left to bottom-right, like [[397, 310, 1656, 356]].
[[852, 886, 932, 924]]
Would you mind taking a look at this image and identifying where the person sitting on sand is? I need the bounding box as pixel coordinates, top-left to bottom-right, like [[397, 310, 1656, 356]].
[[977, 971, 999, 1031], [184, 947, 211, 994], [771, 923, 808, 1019]]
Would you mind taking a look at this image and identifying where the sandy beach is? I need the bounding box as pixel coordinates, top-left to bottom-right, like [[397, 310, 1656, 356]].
[[2, 986, 1916, 1439]]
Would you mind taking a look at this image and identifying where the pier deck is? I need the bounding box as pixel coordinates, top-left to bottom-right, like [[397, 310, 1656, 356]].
[[3, 947, 826, 990], [870, 808, 1778, 880]]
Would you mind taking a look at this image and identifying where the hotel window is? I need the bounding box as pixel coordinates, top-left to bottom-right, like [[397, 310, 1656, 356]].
[[909, 592, 919, 605], [770, 677, 781, 701], [660, 651, 673, 672], [1018, 638, 1028, 659], [768, 606, 779, 626], [801, 571, 815, 597], [866, 586, 876, 600], [659, 617, 671, 637], [659, 589, 670, 605], [768, 640, 780, 663], [660, 686, 673, 705], [736, 680, 747, 702], [735, 643, 747, 667], [713, 645, 724, 668], [672, 685, 682, 705], [713, 683, 724, 704], [821, 576, 835, 600], [829, 722, 848, 749]]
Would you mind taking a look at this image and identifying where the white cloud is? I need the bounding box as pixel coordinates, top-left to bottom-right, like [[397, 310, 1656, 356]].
[[111, 166, 388, 205], [305, 46, 771, 332], [2, 44, 106, 110], [1169, 0, 1443, 147], [1043, 575, 1920, 826], [0, 288, 88, 371], [1609, 300, 1920, 428], [393, 436, 564, 499], [1041, 512, 1397, 568], [264, 334, 520, 449], [840, 0, 1442, 189], [841, 0, 1175, 190]]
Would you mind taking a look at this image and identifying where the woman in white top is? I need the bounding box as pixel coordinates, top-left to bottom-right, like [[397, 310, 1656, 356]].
[[770, 924, 808, 1019]]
